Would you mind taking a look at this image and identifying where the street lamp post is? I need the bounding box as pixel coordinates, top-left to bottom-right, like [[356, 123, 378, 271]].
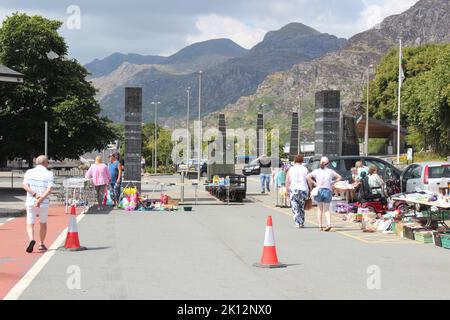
[[151, 101, 161, 174], [44, 121, 48, 157], [198, 71, 203, 181], [365, 65, 373, 156], [186, 87, 191, 167]]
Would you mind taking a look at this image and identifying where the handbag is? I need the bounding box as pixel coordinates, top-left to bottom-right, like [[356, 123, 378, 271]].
[[305, 198, 313, 211], [311, 187, 319, 197], [106, 190, 114, 206]]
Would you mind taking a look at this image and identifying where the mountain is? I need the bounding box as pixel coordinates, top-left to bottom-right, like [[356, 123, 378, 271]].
[[87, 23, 347, 123], [85, 39, 248, 79], [209, 0, 450, 142], [85, 53, 166, 78]]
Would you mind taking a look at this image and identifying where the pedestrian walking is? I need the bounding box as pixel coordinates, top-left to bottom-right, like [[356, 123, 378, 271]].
[[141, 155, 146, 176], [85, 156, 111, 211], [285, 155, 309, 228], [257, 154, 272, 194], [108, 154, 122, 206], [22, 155, 54, 253], [307, 157, 342, 232]]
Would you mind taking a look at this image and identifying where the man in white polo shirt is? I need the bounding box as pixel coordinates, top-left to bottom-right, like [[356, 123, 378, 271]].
[[22, 155, 54, 253]]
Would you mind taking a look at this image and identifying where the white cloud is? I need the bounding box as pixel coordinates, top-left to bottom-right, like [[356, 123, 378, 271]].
[[185, 14, 266, 49], [359, 0, 419, 30]]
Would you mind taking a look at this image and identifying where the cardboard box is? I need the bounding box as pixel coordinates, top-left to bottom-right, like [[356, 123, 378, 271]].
[[168, 199, 179, 206], [395, 222, 404, 238], [433, 231, 442, 247]]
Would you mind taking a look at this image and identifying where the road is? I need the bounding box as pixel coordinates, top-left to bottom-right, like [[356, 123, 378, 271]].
[[2, 174, 450, 300]]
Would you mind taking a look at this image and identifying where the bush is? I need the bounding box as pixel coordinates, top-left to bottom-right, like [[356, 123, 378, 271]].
[[145, 165, 175, 174]]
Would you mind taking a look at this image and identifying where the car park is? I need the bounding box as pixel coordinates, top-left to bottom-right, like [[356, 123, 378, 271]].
[[400, 162, 450, 193]]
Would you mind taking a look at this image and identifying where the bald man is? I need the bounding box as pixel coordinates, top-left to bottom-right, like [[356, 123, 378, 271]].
[[23, 155, 54, 253]]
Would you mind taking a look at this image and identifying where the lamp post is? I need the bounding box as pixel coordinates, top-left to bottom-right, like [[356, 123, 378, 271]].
[[186, 87, 191, 167], [151, 101, 161, 174], [44, 121, 48, 157], [365, 65, 373, 156], [198, 71, 203, 181]]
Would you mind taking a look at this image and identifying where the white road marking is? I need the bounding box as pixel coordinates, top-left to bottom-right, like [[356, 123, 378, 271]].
[[3, 210, 87, 300], [0, 218, 15, 227]]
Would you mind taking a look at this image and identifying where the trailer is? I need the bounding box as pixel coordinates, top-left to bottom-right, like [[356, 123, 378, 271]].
[[205, 174, 247, 203]]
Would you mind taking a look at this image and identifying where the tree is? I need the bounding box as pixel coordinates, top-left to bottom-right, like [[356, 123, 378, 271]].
[[366, 44, 450, 155], [0, 13, 116, 163], [142, 123, 174, 169]]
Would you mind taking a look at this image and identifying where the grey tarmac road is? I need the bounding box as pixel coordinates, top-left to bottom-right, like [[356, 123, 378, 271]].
[[18, 198, 450, 300]]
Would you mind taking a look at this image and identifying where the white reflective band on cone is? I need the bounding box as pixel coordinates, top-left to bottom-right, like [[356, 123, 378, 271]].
[[263, 226, 275, 246], [68, 216, 78, 233]]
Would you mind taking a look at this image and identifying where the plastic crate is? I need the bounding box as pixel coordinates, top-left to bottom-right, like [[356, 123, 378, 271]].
[[441, 234, 450, 249], [420, 211, 450, 219], [433, 232, 442, 247], [414, 231, 433, 244]]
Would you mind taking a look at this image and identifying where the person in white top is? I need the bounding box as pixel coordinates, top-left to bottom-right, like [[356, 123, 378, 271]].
[[285, 155, 310, 228], [307, 157, 341, 232], [22, 155, 54, 253]]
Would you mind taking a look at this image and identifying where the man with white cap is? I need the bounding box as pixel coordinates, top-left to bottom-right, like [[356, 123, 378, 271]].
[[307, 156, 341, 232]]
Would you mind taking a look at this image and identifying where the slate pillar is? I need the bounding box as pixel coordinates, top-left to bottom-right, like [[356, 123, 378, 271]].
[[290, 112, 299, 159], [124, 87, 142, 191], [315, 90, 341, 157]]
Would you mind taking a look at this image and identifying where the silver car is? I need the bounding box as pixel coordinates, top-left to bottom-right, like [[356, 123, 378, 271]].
[[401, 162, 450, 193]]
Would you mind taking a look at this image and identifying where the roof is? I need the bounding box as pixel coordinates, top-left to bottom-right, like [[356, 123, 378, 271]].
[[356, 116, 407, 138], [0, 64, 24, 83], [411, 162, 450, 166]]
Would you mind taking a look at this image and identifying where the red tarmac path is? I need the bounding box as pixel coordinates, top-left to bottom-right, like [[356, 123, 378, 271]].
[[0, 205, 81, 299]]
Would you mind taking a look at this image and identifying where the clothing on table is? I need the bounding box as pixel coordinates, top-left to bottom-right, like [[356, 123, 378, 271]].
[[290, 190, 308, 226], [368, 173, 385, 195], [85, 163, 111, 187], [260, 174, 271, 192], [23, 165, 54, 208]]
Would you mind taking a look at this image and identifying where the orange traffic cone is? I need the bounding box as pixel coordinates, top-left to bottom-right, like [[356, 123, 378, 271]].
[[64, 204, 87, 251], [254, 216, 286, 268]]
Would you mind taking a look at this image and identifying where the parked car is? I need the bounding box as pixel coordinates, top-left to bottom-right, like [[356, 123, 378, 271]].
[[400, 162, 450, 193], [306, 155, 402, 195], [177, 159, 208, 177], [242, 159, 260, 176], [242, 158, 284, 176]]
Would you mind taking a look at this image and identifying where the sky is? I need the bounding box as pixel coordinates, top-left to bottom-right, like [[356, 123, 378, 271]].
[[0, 0, 419, 64]]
